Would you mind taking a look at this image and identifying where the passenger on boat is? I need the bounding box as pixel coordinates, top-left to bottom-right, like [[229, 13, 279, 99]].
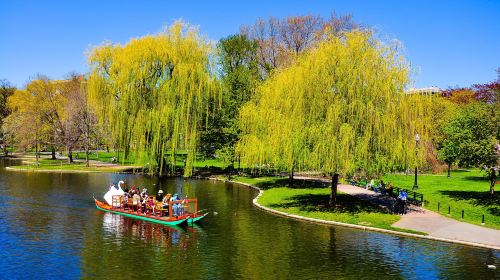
[[127, 186, 134, 197], [122, 191, 129, 208], [171, 193, 179, 216], [156, 190, 164, 202], [132, 192, 141, 211], [159, 194, 169, 215], [181, 194, 188, 216], [147, 196, 155, 214], [174, 194, 184, 216], [141, 188, 148, 213]]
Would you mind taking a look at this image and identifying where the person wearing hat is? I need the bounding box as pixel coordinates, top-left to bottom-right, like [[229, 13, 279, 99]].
[[156, 190, 164, 202]]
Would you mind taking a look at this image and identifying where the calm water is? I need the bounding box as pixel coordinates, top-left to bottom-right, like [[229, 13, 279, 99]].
[[0, 158, 498, 279]]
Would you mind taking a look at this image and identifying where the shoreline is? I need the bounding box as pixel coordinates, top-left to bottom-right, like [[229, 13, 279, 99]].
[[210, 177, 500, 251], [4, 166, 137, 174]]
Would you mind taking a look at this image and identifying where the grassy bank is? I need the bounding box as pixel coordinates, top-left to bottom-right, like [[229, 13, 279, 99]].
[[384, 169, 500, 229], [230, 176, 425, 234], [8, 158, 137, 173], [5, 151, 231, 173]]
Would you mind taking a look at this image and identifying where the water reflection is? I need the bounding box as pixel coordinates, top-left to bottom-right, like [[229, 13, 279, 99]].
[[101, 212, 204, 247]]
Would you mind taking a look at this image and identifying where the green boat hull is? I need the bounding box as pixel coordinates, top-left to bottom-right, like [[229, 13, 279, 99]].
[[96, 205, 187, 226], [187, 213, 208, 224]]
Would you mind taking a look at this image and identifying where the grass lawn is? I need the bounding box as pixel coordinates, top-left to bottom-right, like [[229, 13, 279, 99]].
[[11, 162, 133, 173], [7, 151, 232, 174], [230, 176, 425, 235], [9, 153, 140, 173], [384, 169, 500, 229]]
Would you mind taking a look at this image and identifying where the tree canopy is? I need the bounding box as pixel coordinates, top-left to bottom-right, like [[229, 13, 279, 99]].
[[237, 31, 431, 203], [2, 75, 93, 162], [87, 21, 219, 176], [3, 77, 54, 161], [438, 102, 499, 193], [0, 80, 16, 154], [241, 12, 358, 79], [199, 34, 260, 163]]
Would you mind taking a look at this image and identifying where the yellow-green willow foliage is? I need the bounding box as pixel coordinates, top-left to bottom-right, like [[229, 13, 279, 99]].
[[238, 31, 432, 178], [87, 21, 218, 176]]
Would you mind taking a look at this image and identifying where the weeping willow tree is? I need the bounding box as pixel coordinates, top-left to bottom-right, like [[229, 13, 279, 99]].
[[238, 31, 432, 205], [87, 21, 218, 176]]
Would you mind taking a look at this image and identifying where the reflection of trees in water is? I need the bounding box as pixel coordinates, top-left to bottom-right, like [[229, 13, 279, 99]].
[[80, 212, 207, 278], [327, 227, 499, 279]]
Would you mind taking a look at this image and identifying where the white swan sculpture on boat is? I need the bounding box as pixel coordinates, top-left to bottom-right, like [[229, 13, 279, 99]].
[[103, 180, 125, 205]]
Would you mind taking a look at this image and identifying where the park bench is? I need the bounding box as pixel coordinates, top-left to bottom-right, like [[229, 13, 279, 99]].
[[347, 179, 424, 207]]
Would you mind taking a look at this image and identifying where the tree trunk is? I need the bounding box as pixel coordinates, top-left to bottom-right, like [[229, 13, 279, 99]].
[[329, 173, 339, 206], [289, 167, 294, 187], [85, 144, 89, 167], [447, 162, 451, 178], [489, 168, 496, 196], [238, 154, 241, 172], [35, 141, 39, 165], [172, 149, 177, 175], [51, 146, 56, 160], [68, 149, 73, 163]]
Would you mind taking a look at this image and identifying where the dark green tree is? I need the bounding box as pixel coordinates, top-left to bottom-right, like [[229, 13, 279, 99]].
[[199, 34, 260, 168], [438, 102, 499, 194]]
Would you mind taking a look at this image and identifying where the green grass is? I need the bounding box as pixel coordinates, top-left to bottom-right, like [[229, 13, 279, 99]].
[[75, 151, 140, 165], [231, 176, 287, 187], [9, 151, 231, 173], [193, 158, 229, 168], [9, 153, 140, 173], [384, 169, 500, 229], [11, 162, 133, 173], [230, 176, 425, 235]]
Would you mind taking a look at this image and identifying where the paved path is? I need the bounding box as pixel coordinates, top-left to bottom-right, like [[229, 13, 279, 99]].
[[294, 176, 500, 249]]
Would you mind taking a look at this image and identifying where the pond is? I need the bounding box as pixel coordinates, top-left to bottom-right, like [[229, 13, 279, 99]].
[[0, 158, 498, 279]]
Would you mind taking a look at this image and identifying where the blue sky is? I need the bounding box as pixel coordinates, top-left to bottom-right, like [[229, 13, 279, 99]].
[[1, 0, 499, 88]]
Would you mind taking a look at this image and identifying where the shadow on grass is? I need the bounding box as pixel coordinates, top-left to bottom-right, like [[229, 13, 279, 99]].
[[440, 190, 500, 216], [268, 193, 389, 214], [450, 169, 473, 173], [253, 178, 330, 190], [462, 176, 489, 182]]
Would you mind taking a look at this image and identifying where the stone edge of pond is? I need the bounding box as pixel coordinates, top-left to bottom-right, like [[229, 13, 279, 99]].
[[4, 166, 133, 174], [205, 177, 500, 251]]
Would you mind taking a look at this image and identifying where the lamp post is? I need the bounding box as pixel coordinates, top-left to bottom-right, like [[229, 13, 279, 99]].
[[413, 133, 420, 191]]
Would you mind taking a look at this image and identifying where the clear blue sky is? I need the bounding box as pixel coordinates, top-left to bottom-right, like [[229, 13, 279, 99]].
[[1, 0, 499, 89]]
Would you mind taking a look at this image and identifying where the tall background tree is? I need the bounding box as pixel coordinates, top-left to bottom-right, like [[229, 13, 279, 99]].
[[0, 80, 16, 155], [238, 31, 431, 206], [241, 12, 359, 79], [2, 79, 51, 163], [438, 102, 499, 194], [2, 74, 97, 164], [199, 12, 360, 169], [87, 21, 219, 176], [199, 34, 260, 167]]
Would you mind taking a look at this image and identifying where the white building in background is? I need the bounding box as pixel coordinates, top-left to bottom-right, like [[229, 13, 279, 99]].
[[406, 86, 442, 95]]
